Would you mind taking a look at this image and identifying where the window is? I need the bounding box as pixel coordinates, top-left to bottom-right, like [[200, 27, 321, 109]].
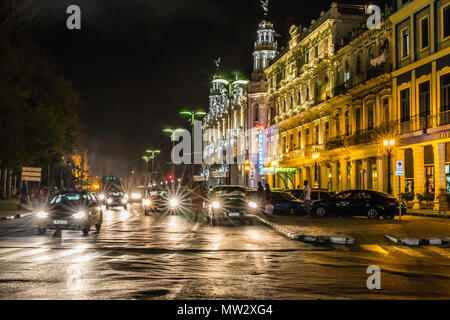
[[356, 54, 362, 75], [345, 112, 350, 136], [383, 98, 390, 123], [402, 28, 410, 58], [444, 5, 450, 39], [314, 125, 319, 145], [419, 81, 430, 116], [367, 105, 374, 130], [441, 73, 450, 112], [344, 61, 350, 83], [305, 129, 310, 145], [337, 191, 353, 200], [253, 104, 259, 122], [289, 134, 294, 151], [400, 88, 410, 122], [336, 116, 340, 135], [420, 16, 429, 50], [297, 131, 302, 149], [355, 108, 361, 132], [324, 122, 329, 139], [306, 86, 310, 101]]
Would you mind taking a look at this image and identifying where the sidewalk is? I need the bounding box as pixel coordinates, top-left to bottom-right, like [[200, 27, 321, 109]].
[[0, 199, 34, 220], [407, 208, 450, 218], [264, 214, 450, 245]]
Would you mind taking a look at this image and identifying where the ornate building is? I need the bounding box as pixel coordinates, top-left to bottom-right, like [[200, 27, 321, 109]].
[[390, 0, 450, 211], [264, 3, 394, 192]]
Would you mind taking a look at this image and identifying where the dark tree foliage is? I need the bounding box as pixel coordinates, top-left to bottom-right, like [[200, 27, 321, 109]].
[[0, 0, 83, 170]]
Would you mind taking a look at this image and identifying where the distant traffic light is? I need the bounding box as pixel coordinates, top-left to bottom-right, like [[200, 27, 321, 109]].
[[168, 174, 174, 180]]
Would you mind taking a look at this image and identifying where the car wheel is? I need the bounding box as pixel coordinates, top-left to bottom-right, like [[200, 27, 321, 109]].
[[95, 215, 103, 231], [316, 206, 327, 217], [82, 223, 90, 235], [367, 208, 379, 219], [383, 213, 395, 219], [37, 227, 46, 235]]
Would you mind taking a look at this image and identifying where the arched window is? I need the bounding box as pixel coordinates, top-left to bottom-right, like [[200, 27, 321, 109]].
[[356, 54, 362, 75], [253, 104, 259, 122]]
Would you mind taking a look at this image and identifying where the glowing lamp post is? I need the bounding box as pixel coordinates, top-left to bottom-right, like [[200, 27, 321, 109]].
[[312, 152, 320, 188], [383, 139, 395, 195]]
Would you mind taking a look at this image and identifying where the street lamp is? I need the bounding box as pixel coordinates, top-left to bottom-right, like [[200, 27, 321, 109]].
[[383, 139, 396, 195], [312, 152, 320, 188], [179, 110, 207, 184], [144, 149, 161, 187], [163, 128, 185, 178]]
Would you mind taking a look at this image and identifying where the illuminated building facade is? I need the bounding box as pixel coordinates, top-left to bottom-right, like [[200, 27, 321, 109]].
[[264, 3, 394, 192], [390, 0, 450, 211]]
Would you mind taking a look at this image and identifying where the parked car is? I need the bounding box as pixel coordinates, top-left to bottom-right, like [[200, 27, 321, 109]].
[[286, 189, 335, 202], [312, 190, 407, 219], [36, 189, 103, 235], [266, 191, 305, 215], [204, 185, 257, 225]]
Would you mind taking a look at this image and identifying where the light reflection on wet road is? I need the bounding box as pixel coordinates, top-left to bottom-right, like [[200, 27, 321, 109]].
[[0, 204, 448, 299]]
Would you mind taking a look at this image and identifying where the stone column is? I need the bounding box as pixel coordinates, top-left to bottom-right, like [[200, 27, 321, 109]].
[[340, 160, 348, 191], [295, 170, 301, 188], [320, 165, 329, 190], [331, 162, 339, 192], [433, 142, 447, 212], [412, 146, 425, 209], [362, 158, 372, 190], [268, 174, 274, 188], [376, 155, 387, 193], [350, 160, 358, 189]]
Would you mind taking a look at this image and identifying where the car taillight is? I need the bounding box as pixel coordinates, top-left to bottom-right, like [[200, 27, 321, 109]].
[[386, 199, 397, 206]]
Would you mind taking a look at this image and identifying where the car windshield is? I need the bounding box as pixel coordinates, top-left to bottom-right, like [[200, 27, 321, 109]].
[[280, 192, 298, 200], [50, 193, 86, 204], [213, 187, 246, 198], [109, 192, 123, 196]]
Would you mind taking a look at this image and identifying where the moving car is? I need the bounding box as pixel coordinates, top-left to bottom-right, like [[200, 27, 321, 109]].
[[204, 185, 257, 225], [105, 190, 128, 209], [142, 190, 181, 215], [312, 189, 407, 219], [37, 189, 103, 235], [128, 190, 144, 203]]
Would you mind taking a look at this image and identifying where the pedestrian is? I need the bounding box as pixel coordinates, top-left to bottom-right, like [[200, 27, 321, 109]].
[[303, 180, 312, 217], [263, 184, 273, 216], [256, 181, 264, 206]]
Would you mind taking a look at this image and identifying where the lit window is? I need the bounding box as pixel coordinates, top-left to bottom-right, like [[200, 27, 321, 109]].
[[402, 28, 409, 58]]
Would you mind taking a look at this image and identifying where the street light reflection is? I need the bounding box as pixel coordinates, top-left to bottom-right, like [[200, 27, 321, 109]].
[[119, 210, 130, 220]]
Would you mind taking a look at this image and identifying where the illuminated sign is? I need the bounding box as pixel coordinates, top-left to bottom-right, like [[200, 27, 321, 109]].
[[258, 130, 265, 169], [260, 167, 297, 173]]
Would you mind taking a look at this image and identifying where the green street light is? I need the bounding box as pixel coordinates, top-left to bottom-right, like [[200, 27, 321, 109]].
[[179, 110, 206, 125]]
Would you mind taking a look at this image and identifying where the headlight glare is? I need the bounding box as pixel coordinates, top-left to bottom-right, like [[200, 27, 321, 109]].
[[72, 211, 86, 219], [212, 201, 220, 209], [37, 211, 48, 219], [143, 199, 151, 206], [169, 198, 179, 208], [131, 193, 141, 200], [107, 199, 112, 204], [249, 201, 258, 209], [121, 198, 127, 204], [98, 194, 105, 200]]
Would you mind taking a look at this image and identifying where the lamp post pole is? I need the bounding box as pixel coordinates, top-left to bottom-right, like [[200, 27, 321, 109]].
[[163, 128, 184, 179], [179, 110, 206, 185], [383, 139, 396, 195]]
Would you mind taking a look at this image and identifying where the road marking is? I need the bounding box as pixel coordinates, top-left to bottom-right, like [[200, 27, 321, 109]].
[[391, 246, 426, 258], [0, 248, 51, 260], [360, 244, 389, 255], [0, 248, 23, 256], [33, 248, 86, 261], [71, 253, 101, 263]]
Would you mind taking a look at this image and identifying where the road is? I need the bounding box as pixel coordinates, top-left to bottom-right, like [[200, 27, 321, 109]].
[[0, 204, 448, 299]]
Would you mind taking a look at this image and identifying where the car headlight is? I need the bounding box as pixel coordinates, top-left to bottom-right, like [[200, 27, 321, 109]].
[[37, 211, 48, 219], [131, 193, 141, 200], [107, 198, 112, 204], [124, 194, 129, 199], [98, 194, 105, 200], [169, 198, 179, 208], [143, 199, 151, 206], [121, 198, 127, 204], [72, 211, 86, 219], [248, 201, 257, 209], [212, 201, 220, 209]]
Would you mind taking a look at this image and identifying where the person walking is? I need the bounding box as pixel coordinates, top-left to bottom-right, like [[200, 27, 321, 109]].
[[256, 182, 264, 206], [303, 180, 312, 217]]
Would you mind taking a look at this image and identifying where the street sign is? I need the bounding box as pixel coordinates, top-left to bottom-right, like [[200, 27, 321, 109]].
[[22, 167, 42, 182], [210, 171, 226, 178], [395, 161, 404, 176], [193, 175, 207, 182]]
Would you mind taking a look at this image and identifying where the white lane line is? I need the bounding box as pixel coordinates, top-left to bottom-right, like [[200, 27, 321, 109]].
[[71, 252, 101, 263], [360, 244, 389, 255], [0, 248, 51, 260], [33, 248, 86, 261], [0, 248, 24, 256]]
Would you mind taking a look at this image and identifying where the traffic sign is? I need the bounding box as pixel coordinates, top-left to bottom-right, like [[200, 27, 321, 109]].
[[22, 167, 42, 182], [395, 161, 404, 176]]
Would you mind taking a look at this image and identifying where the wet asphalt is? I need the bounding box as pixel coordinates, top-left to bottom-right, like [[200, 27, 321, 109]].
[[0, 204, 448, 299]]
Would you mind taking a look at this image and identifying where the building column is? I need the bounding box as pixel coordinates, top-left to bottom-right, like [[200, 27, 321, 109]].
[[393, 149, 406, 197], [268, 174, 274, 188], [320, 165, 329, 190], [295, 170, 301, 189], [376, 155, 387, 193], [340, 160, 348, 191], [331, 162, 339, 192], [433, 142, 447, 212], [350, 160, 357, 189], [412, 146, 425, 209], [362, 158, 372, 190]]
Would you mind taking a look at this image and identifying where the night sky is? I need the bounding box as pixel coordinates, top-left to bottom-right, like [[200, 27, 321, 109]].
[[33, 0, 390, 178]]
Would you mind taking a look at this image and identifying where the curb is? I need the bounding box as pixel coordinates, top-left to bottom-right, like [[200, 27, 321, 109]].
[[405, 212, 450, 219], [384, 234, 450, 246], [256, 215, 354, 245], [0, 211, 35, 221]]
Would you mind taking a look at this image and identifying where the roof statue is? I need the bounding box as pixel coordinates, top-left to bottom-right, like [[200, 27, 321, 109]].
[[260, 0, 269, 17], [214, 57, 221, 70]]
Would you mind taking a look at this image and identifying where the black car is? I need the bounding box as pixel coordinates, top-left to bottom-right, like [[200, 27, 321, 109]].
[[286, 189, 335, 202], [247, 190, 305, 215], [312, 189, 407, 219], [204, 185, 257, 225], [105, 191, 128, 209], [36, 190, 103, 235]]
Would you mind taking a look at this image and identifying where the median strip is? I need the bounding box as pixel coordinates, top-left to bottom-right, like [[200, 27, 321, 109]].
[[256, 215, 354, 245], [384, 234, 450, 246]]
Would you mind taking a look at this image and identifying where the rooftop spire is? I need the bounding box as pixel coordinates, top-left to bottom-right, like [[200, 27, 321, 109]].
[[260, 0, 269, 18]]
